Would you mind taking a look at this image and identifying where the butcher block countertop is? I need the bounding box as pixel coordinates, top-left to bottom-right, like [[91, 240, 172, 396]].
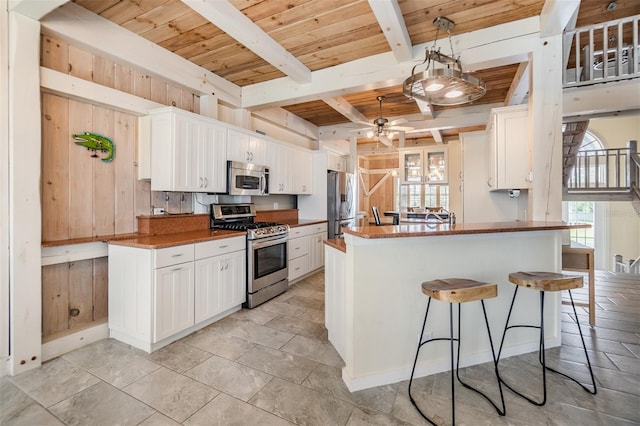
[[343, 221, 589, 239], [107, 229, 245, 249], [324, 238, 346, 253]]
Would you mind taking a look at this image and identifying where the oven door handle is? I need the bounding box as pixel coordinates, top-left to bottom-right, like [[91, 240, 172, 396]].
[[250, 235, 288, 249]]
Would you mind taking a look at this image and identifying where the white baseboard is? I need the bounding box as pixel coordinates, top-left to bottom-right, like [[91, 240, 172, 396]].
[[42, 323, 109, 362], [341, 337, 560, 392]]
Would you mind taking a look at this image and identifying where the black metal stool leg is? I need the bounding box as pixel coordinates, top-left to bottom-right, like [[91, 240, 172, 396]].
[[408, 297, 439, 425], [449, 303, 456, 426], [542, 290, 597, 395], [497, 286, 598, 407], [455, 301, 506, 416]]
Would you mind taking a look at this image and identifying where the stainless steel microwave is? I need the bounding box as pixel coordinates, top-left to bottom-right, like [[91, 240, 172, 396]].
[[227, 161, 269, 196]]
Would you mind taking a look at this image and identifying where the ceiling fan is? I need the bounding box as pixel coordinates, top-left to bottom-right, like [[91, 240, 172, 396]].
[[356, 96, 414, 148]]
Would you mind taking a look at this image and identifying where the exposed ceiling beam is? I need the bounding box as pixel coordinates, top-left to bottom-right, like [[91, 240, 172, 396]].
[[505, 61, 530, 106], [40, 2, 241, 106], [182, 0, 311, 84], [367, 0, 412, 63], [563, 79, 640, 118], [241, 17, 541, 109], [540, 0, 580, 36], [320, 102, 502, 141], [8, 0, 68, 20], [430, 130, 443, 143], [323, 97, 370, 125], [414, 99, 434, 119]]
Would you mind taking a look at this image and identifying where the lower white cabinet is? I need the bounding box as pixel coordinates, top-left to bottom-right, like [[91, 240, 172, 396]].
[[194, 248, 245, 324], [288, 223, 327, 283], [108, 236, 245, 352], [154, 263, 194, 342]]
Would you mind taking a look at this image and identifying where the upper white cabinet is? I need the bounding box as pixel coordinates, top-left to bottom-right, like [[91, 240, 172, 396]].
[[269, 143, 293, 194], [327, 151, 347, 172], [487, 104, 531, 190], [150, 107, 227, 192], [399, 147, 448, 184], [227, 129, 267, 165], [293, 148, 313, 194]]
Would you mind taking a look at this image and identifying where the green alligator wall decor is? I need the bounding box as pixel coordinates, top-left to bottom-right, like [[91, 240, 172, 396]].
[[73, 132, 115, 162]]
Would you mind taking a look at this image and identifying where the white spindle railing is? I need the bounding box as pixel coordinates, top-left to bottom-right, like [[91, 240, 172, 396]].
[[564, 15, 640, 87]]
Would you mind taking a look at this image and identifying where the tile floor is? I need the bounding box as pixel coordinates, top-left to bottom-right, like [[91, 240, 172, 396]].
[[1, 270, 639, 425]]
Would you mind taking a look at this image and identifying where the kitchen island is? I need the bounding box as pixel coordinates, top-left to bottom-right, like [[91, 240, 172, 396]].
[[326, 221, 587, 392]]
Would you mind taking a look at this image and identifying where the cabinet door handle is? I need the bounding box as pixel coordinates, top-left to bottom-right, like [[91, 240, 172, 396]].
[[171, 253, 184, 257], [218, 245, 228, 249], [203, 177, 208, 187], [225, 263, 229, 270], [487, 177, 493, 187], [170, 267, 183, 272]]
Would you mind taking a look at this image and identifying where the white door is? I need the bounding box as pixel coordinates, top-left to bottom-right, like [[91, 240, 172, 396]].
[[194, 256, 224, 323], [221, 251, 246, 311]]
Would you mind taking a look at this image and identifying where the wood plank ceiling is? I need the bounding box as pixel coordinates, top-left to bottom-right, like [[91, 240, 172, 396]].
[[70, 0, 639, 146]]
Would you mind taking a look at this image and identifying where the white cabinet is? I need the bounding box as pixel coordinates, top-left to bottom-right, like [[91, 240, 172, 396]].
[[150, 107, 227, 192], [108, 236, 245, 353], [194, 238, 245, 323], [324, 244, 345, 359], [293, 148, 313, 194], [487, 104, 531, 190], [288, 223, 326, 283], [327, 151, 347, 172], [154, 262, 194, 342], [227, 129, 267, 165], [399, 147, 448, 184], [308, 231, 325, 271], [268, 143, 294, 194]]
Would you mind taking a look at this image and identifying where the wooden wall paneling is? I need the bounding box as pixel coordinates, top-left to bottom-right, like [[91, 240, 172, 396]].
[[68, 100, 94, 238], [68, 259, 94, 329], [135, 179, 152, 223], [92, 257, 108, 321], [150, 78, 168, 104], [181, 89, 194, 112], [41, 263, 69, 338], [192, 95, 200, 114], [93, 55, 115, 88], [41, 35, 68, 72], [68, 44, 93, 80], [91, 106, 116, 236], [167, 84, 181, 107], [41, 94, 70, 241], [114, 111, 136, 234], [114, 63, 133, 93], [133, 70, 151, 99]]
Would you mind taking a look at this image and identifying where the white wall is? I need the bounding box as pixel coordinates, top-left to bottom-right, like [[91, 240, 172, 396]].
[[588, 115, 640, 269]]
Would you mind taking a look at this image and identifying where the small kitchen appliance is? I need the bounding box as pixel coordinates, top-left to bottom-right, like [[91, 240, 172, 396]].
[[227, 161, 269, 196]]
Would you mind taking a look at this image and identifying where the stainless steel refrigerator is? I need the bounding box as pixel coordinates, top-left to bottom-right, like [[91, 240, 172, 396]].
[[327, 170, 357, 239]]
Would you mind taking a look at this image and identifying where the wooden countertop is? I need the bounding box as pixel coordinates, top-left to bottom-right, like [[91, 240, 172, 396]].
[[343, 221, 589, 239], [324, 238, 346, 253], [107, 229, 245, 249]]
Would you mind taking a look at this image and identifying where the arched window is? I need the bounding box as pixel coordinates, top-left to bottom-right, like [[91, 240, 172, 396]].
[[566, 131, 604, 248]]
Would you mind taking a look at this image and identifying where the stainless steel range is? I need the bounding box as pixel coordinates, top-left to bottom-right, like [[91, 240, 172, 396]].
[[211, 203, 289, 308]]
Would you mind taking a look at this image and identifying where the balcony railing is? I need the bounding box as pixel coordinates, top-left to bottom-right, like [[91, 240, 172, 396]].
[[566, 140, 638, 196], [564, 15, 640, 87]]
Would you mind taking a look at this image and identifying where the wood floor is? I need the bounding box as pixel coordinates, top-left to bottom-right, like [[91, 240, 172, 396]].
[[1, 270, 638, 425]]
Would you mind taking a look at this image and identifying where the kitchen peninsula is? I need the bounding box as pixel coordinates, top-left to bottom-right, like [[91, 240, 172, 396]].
[[325, 221, 588, 392]]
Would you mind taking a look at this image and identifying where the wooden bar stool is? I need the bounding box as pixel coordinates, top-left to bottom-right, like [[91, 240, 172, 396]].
[[496, 271, 597, 406], [408, 278, 505, 425]]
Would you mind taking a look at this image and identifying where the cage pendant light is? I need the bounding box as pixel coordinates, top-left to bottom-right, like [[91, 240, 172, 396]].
[[403, 16, 486, 106]]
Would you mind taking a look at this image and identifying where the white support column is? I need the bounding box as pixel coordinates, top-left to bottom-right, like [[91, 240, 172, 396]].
[[530, 35, 563, 221], [8, 10, 42, 375], [1, 0, 10, 374]]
